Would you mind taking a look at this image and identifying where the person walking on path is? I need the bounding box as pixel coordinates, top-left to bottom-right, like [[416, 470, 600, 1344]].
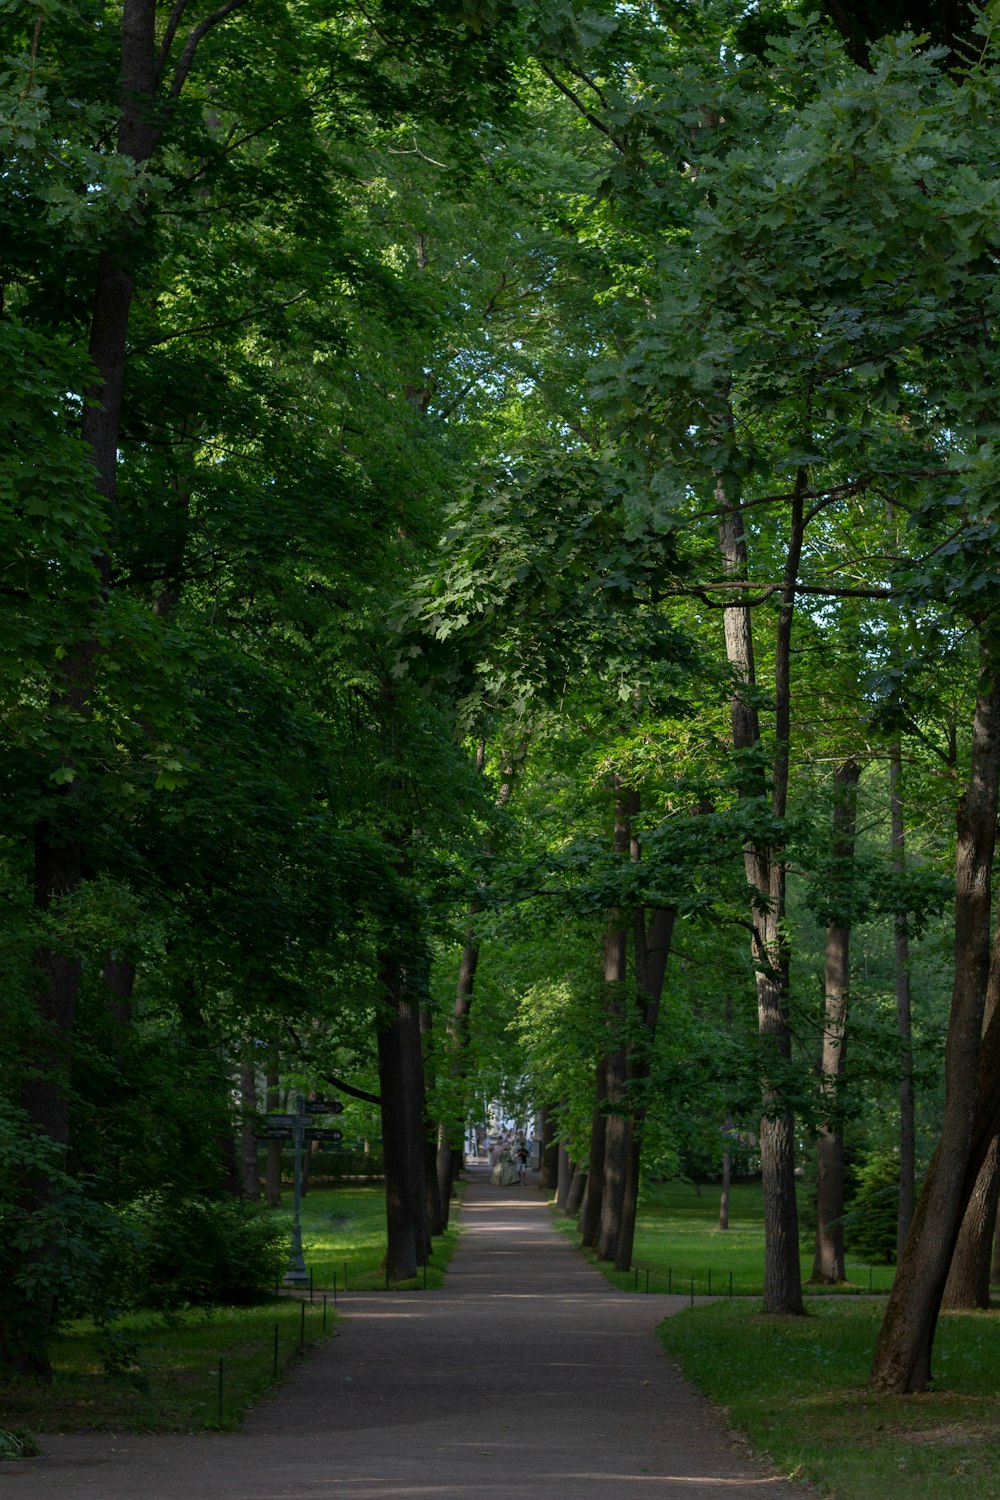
[[8, 1169, 812, 1498]]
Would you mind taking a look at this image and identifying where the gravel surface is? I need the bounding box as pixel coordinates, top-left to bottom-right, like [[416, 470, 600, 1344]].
[[4, 1169, 814, 1498]]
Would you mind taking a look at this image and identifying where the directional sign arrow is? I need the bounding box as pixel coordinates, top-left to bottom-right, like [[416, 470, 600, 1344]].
[[305, 1128, 344, 1144], [306, 1099, 345, 1115], [255, 1127, 293, 1140], [263, 1113, 299, 1128]]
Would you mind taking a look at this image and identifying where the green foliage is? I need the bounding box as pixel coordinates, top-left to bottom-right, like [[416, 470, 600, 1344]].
[[0, 1428, 40, 1461], [661, 1299, 1000, 1500], [843, 1149, 901, 1265], [120, 1195, 287, 1310]]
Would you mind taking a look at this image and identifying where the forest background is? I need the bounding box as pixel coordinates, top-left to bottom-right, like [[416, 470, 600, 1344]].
[[4, 0, 1000, 1402]]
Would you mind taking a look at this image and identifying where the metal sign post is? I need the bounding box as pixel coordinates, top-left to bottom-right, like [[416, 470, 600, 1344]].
[[285, 1094, 309, 1287], [256, 1096, 345, 1288]]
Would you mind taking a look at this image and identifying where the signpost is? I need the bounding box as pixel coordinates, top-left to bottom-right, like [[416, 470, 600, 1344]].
[[255, 1095, 344, 1286]]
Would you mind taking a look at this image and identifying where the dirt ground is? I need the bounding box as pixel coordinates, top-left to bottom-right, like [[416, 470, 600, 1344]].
[[3, 1170, 815, 1498]]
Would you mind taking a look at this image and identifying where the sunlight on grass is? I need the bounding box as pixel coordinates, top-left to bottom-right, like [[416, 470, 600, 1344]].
[[553, 1180, 895, 1296], [659, 1297, 1000, 1499]]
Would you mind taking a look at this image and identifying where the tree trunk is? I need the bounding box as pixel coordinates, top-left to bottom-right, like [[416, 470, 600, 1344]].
[[942, 1133, 1000, 1309], [716, 467, 805, 1316], [239, 1052, 260, 1201], [421, 1006, 444, 1239], [566, 1165, 587, 1218], [435, 922, 479, 1228], [580, 1060, 607, 1246], [265, 1054, 282, 1206], [614, 903, 675, 1271], [434, 741, 523, 1222], [539, 1104, 560, 1192], [718, 1142, 732, 1231], [812, 760, 860, 1285], [942, 895, 1000, 1307], [871, 649, 1000, 1393], [556, 1140, 572, 1209], [597, 788, 633, 1262], [890, 745, 916, 1258], [377, 956, 427, 1280]]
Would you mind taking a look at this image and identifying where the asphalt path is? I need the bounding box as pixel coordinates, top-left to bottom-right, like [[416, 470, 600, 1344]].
[[4, 1169, 813, 1498]]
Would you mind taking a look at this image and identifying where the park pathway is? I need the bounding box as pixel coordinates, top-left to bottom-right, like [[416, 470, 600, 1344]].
[[5, 1170, 812, 1498]]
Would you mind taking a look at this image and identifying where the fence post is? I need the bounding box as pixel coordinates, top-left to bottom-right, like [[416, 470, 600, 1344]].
[[323, 1294, 328, 1332], [299, 1300, 306, 1354], [273, 1323, 279, 1376], [217, 1357, 224, 1425]]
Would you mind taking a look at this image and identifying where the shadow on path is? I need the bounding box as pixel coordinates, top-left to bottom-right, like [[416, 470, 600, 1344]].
[[7, 1169, 812, 1498]]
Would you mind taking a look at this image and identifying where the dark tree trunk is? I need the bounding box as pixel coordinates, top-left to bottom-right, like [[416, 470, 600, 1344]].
[[597, 789, 632, 1262], [614, 904, 675, 1271], [435, 923, 478, 1228], [434, 741, 523, 1223], [421, 1006, 444, 1239], [943, 903, 1000, 1308], [890, 746, 916, 1258], [556, 1140, 572, 1209], [566, 1166, 586, 1219], [239, 1052, 260, 1201], [871, 650, 1000, 1393], [717, 466, 805, 1316], [265, 1055, 282, 1207], [580, 1060, 607, 1246], [943, 1133, 1000, 1309], [377, 956, 427, 1280], [812, 760, 860, 1285], [539, 1104, 560, 1192], [718, 1142, 732, 1231]]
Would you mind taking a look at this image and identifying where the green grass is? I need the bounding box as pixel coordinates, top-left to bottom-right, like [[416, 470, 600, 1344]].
[[659, 1299, 1000, 1500], [554, 1180, 896, 1296], [0, 1300, 328, 1433], [292, 1182, 462, 1291], [1, 1183, 462, 1435]]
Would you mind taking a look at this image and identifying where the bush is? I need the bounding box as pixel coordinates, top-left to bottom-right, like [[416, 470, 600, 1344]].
[[122, 1194, 287, 1308], [842, 1150, 899, 1265]]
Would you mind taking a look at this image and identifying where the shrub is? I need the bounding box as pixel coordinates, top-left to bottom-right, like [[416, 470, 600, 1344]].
[[843, 1150, 899, 1265], [122, 1194, 287, 1308]]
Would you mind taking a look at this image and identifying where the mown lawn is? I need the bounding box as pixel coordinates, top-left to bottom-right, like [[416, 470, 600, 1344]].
[[659, 1299, 1000, 1500], [1, 1182, 461, 1435], [293, 1181, 461, 1291], [556, 1179, 895, 1296]]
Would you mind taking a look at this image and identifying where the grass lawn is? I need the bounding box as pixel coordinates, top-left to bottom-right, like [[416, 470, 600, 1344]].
[[556, 1179, 896, 1296], [0, 1300, 329, 1433], [659, 1299, 1000, 1500], [293, 1181, 462, 1291], [1, 1182, 461, 1435]]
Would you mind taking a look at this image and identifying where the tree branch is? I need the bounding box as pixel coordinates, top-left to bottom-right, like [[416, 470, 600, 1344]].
[[155, 0, 192, 87], [169, 0, 254, 99]]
